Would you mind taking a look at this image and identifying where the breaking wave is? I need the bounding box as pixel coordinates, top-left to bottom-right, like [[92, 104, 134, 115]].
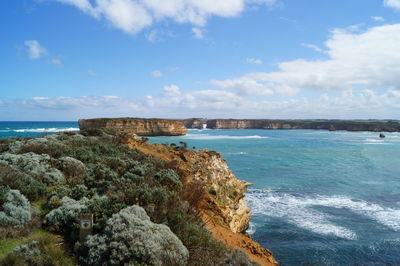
[[184, 134, 268, 140], [8, 127, 79, 133], [247, 190, 400, 240]]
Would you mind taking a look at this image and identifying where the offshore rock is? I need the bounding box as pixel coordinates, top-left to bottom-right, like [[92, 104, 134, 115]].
[[78, 118, 187, 136]]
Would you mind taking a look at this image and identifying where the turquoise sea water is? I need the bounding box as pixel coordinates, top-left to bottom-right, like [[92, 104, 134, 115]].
[[2, 122, 400, 265], [0, 121, 79, 139], [150, 129, 400, 265]]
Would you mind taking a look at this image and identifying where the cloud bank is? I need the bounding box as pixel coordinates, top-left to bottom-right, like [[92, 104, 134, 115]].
[[384, 0, 400, 9], [2, 88, 400, 120], [54, 0, 276, 34], [212, 24, 400, 97]]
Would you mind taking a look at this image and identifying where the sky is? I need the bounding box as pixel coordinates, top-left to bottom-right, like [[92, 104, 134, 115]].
[[1, 0, 400, 120]]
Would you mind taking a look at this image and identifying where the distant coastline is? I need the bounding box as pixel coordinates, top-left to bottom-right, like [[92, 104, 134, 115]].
[[184, 118, 400, 133]]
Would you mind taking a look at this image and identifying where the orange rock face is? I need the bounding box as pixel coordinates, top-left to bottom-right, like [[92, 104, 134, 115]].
[[78, 118, 187, 136]]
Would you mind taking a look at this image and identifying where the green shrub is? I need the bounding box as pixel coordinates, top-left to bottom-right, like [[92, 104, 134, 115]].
[[0, 189, 31, 227], [84, 205, 189, 266], [69, 185, 92, 200], [154, 169, 182, 189], [58, 157, 86, 185], [14, 176, 46, 202]]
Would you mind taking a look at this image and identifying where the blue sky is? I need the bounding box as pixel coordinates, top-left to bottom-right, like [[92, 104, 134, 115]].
[[1, 0, 400, 120]]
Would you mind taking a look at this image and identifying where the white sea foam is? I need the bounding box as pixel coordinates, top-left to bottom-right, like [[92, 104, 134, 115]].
[[12, 127, 79, 133], [365, 139, 384, 143], [247, 190, 357, 240], [363, 138, 391, 145], [247, 190, 400, 240], [226, 151, 249, 155], [184, 134, 268, 140], [246, 222, 256, 235]]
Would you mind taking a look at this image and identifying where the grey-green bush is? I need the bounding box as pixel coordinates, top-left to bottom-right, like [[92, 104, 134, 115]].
[[58, 156, 86, 180], [0, 152, 64, 185], [154, 169, 182, 189], [85, 205, 189, 266], [0, 189, 31, 226], [45, 196, 88, 229]]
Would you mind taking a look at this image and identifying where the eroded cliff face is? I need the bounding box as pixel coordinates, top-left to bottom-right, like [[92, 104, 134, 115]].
[[126, 139, 277, 266], [207, 119, 400, 132], [78, 118, 187, 136], [181, 118, 204, 129]]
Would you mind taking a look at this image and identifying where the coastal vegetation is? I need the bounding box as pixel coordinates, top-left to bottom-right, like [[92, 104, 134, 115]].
[[0, 131, 259, 265]]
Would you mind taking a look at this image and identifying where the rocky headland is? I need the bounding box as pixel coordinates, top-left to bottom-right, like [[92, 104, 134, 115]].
[[206, 119, 400, 132], [78, 118, 187, 136], [127, 138, 277, 265]]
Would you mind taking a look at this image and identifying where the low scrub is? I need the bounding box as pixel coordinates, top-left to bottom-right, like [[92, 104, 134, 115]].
[[0, 132, 251, 265]]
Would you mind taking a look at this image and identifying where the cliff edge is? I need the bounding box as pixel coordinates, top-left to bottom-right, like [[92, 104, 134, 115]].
[[78, 118, 187, 136], [128, 139, 277, 265]]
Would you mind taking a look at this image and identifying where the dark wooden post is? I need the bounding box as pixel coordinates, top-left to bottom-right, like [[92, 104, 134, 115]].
[[79, 213, 93, 243]]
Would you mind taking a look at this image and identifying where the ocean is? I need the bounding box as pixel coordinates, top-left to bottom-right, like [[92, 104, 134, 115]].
[[0, 121, 79, 139], [2, 122, 400, 265]]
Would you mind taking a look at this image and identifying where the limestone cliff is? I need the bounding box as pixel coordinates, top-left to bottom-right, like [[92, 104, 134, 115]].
[[78, 118, 187, 136], [127, 139, 277, 266], [207, 119, 400, 132], [181, 118, 204, 129]]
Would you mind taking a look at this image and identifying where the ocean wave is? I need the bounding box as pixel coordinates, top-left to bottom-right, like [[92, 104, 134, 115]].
[[246, 222, 256, 235], [11, 127, 79, 133], [247, 190, 357, 240], [225, 151, 249, 155], [247, 190, 400, 239], [184, 134, 268, 140], [365, 139, 384, 143]]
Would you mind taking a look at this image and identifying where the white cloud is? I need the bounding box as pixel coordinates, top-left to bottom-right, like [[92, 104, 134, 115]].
[[50, 58, 63, 66], [56, 0, 98, 15], [212, 24, 400, 96], [3, 88, 400, 120], [163, 84, 181, 97], [384, 0, 400, 9], [146, 29, 158, 42], [97, 0, 153, 34], [300, 43, 325, 54], [52, 0, 276, 34], [211, 77, 275, 96], [24, 40, 47, 59], [192, 27, 205, 39], [246, 57, 263, 64], [151, 70, 164, 78], [371, 16, 385, 21]]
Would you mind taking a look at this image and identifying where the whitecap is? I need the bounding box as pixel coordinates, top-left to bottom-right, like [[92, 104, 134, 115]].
[[246, 222, 256, 235], [247, 190, 357, 240], [13, 127, 79, 133], [247, 190, 400, 239], [365, 139, 384, 143], [225, 152, 249, 155], [184, 134, 268, 140]]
